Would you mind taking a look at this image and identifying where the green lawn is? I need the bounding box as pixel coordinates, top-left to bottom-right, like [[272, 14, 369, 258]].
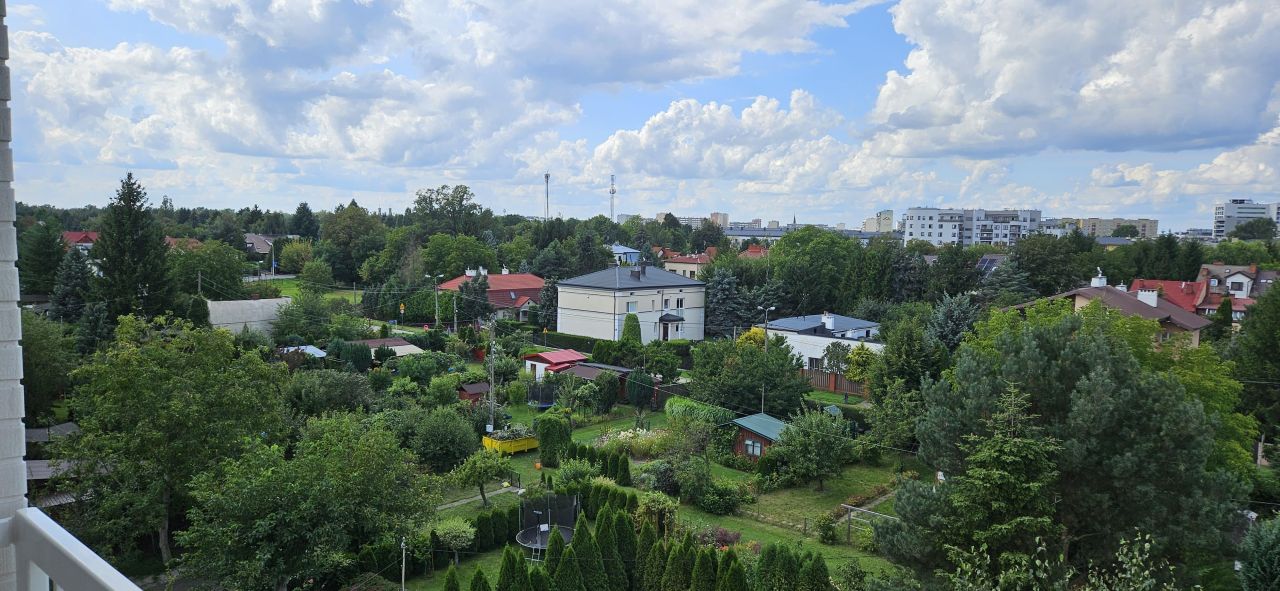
[[677, 505, 893, 574], [571, 411, 668, 443], [260, 277, 351, 302], [709, 462, 752, 483], [805, 390, 868, 406], [748, 458, 908, 526], [436, 491, 523, 522], [868, 496, 896, 517], [407, 549, 505, 591]]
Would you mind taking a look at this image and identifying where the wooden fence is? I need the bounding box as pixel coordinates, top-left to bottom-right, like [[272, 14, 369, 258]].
[[800, 369, 868, 401]]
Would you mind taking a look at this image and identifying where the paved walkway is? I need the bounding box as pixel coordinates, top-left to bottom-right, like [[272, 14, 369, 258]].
[[437, 486, 518, 510]]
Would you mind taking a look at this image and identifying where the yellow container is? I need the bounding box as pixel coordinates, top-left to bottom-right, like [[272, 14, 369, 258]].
[[482, 435, 539, 454]]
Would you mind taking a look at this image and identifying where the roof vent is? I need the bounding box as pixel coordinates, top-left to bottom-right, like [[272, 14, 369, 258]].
[[1136, 289, 1159, 308], [1090, 267, 1107, 288]]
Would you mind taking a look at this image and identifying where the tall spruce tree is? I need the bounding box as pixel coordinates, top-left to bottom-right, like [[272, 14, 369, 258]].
[[527, 566, 552, 591], [1238, 287, 1280, 436], [714, 560, 746, 591], [704, 267, 748, 337], [546, 529, 567, 575], [659, 541, 693, 591], [612, 511, 638, 588], [290, 202, 319, 239], [570, 518, 609, 591], [595, 509, 628, 591], [93, 173, 172, 319], [49, 247, 92, 322], [1205, 296, 1234, 341], [470, 570, 492, 591], [642, 541, 668, 591], [17, 220, 64, 295], [797, 554, 830, 591], [496, 546, 530, 591]]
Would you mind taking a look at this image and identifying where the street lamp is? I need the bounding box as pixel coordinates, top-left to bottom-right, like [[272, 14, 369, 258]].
[[757, 305, 775, 414]]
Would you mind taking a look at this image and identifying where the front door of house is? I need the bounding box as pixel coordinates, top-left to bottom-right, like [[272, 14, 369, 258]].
[[661, 323, 670, 341]]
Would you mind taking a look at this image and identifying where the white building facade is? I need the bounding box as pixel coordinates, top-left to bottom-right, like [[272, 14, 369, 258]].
[[1214, 199, 1279, 239], [903, 207, 1041, 247], [557, 266, 705, 344]]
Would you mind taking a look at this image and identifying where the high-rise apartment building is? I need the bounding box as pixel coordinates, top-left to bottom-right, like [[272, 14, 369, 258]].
[[708, 212, 730, 227], [1066, 217, 1159, 238], [902, 207, 1041, 246]]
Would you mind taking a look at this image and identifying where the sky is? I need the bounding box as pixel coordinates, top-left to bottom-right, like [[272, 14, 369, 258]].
[[7, 0, 1280, 231]]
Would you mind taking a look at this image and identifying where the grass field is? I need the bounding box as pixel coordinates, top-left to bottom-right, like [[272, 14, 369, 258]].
[[749, 462, 900, 525], [677, 505, 893, 574], [260, 277, 352, 302], [408, 550, 504, 591], [805, 390, 870, 406]]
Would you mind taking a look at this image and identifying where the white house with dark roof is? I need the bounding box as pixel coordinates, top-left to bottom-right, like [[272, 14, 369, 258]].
[[758, 312, 883, 369], [557, 264, 705, 343]]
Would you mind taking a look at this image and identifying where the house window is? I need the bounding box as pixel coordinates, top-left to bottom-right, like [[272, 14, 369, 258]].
[[1230, 281, 1244, 292], [808, 357, 822, 369], [663, 298, 670, 308], [744, 439, 763, 457], [626, 301, 637, 313], [1210, 278, 1219, 287], [676, 297, 684, 309]]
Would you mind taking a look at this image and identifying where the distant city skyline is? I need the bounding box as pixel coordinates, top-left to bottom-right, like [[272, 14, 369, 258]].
[[8, 1, 1279, 232]]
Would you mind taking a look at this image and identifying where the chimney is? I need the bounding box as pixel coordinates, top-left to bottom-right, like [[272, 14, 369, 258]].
[[502, 266, 510, 275], [630, 269, 641, 280], [465, 268, 477, 277], [639, 261, 647, 275], [1136, 289, 1159, 307], [478, 266, 487, 276], [821, 312, 835, 331], [1090, 267, 1107, 288]]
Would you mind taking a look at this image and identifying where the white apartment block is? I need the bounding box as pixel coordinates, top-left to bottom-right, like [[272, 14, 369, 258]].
[[1214, 199, 1279, 239], [1069, 217, 1159, 238], [709, 212, 730, 227], [903, 207, 1041, 247], [861, 209, 894, 233]]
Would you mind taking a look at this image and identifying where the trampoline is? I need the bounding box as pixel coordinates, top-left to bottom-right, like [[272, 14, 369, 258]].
[[515, 493, 579, 561]]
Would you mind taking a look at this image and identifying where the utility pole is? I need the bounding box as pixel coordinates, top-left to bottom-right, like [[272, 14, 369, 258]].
[[197, 270, 202, 297], [609, 174, 616, 223], [352, 282, 357, 305], [453, 293, 458, 333], [757, 305, 775, 414], [400, 536, 406, 591], [487, 317, 497, 433], [544, 172, 551, 221]]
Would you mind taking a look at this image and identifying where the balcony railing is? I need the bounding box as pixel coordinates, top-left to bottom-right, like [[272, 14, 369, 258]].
[[1, 507, 140, 591]]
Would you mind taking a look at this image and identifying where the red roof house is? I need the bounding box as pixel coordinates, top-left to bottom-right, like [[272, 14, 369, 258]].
[[439, 270, 544, 321], [739, 244, 770, 259], [1127, 279, 1207, 313], [61, 231, 99, 248], [522, 349, 588, 380]]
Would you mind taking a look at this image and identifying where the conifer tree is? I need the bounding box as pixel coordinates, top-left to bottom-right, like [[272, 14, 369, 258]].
[[444, 566, 462, 591], [496, 546, 531, 591], [642, 541, 668, 591], [714, 560, 746, 591], [798, 554, 830, 591], [94, 173, 172, 319], [554, 547, 586, 591], [431, 530, 450, 570], [470, 570, 492, 591], [571, 518, 609, 591], [659, 542, 693, 591], [689, 548, 717, 591], [49, 247, 92, 322], [491, 511, 509, 547], [717, 549, 738, 580], [475, 513, 494, 551], [595, 509, 628, 591], [617, 458, 632, 487], [546, 529, 567, 575], [613, 511, 639, 588], [1206, 296, 1234, 341], [528, 566, 552, 591]]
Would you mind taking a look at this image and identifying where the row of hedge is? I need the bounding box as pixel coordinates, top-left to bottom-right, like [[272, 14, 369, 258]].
[[564, 443, 633, 487]]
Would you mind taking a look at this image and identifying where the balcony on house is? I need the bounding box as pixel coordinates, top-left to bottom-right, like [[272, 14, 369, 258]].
[[1, 508, 142, 591]]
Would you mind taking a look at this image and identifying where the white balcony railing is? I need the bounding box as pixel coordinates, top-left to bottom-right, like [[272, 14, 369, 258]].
[[0, 507, 141, 591]]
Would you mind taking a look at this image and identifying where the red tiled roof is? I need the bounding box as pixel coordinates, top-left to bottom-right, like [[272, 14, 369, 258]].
[[438, 273, 545, 310], [1127, 279, 1206, 313], [668, 252, 712, 264], [740, 244, 769, 258], [1199, 293, 1255, 312], [61, 231, 99, 245], [523, 349, 587, 365], [165, 236, 202, 249]]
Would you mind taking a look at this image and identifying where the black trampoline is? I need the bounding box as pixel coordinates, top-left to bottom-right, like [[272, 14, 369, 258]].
[[516, 493, 579, 561]]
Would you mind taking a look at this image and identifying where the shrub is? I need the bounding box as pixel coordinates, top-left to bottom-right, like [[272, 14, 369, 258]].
[[556, 458, 599, 489], [815, 512, 840, 545], [664, 396, 734, 425], [488, 423, 534, 441], [696, 479, 750, 516], [636, 491, 679, 535], [533, 413, 571, 467], [691, 525, 742, 548], [636, 460, 679, 496]]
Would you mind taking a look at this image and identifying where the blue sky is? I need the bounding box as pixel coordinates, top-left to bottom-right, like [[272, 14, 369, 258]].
[[8, 1, 1280, 231]]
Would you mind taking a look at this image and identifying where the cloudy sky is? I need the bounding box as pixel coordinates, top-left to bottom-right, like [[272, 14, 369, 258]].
[[8, 0, 1280, 230]]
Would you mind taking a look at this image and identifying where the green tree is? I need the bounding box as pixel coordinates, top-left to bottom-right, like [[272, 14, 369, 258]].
[[299, 259, 335, 293], [49, 247, 92, 322], [271, 291, 332, 344], [1205, 295, 1234, 341], [93, 173, 173, 319], [571, 518, 609, 591], [925, 293, 980, 352], [975, 260, 1037, 307], [689, 338, 809, 417], [528, 566, 552, 591], [535, 413, 572, 467], [1110, 224, 1140, 238], [612, 510, 638, 587], [286, 369, 376, 419], [1239, 518, 1280, 591], [704, 267, 748, 338], [278, 239, 314, 274], [167, 240, 247, 300], [659, 541, 693, 591], [554, 546, 586, 591], [475, 513, 494, 552], [622, 313, 642, 344], [926, 244, 980, 301], [497, 545, 531, 591], [546, 528, 567, 575], [19, 310, 76, 425], [317, 200, 386, 283], [769, 409, 853, 490], [642, 540, 668, 591], [413, 185, 486, 237], [17, 219, 64, 294], [422, 233, 498, 280], [1238, 287, 1280, 435], [690, 220, 727, 253], [458, 274, 496, 321], [856, 378, 922, 452], [385, 405, 480, 473], [290, 202, 320, 239], [470, 570, 493, 591], [179, 414, 436, 590], [627, 371, 655, 409], [690, 547, 717, 591], [715, 559, 747, 591], [798, 554, 831, 591], [769, 227, 858, 314], [1176, 240, 1206, 281], [437, 518, 477, 565], [595, 509, 628, 591], [56, 316, 288, 563], [869, 314, 947, 395], [532, 239, 573, 281], [900, 313, 1238, 571], [454, 449, 512, 506], [1011, 234, 1083, 296], [1230, 218, 1278, 240]]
